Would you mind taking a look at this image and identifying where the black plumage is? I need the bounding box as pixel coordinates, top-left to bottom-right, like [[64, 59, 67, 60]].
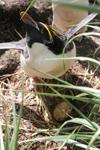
[[25, 22, 74, 55]]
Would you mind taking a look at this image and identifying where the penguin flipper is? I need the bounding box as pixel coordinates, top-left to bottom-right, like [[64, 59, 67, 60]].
[[0, 41, 25, 51], [67, 12, 98, 41]]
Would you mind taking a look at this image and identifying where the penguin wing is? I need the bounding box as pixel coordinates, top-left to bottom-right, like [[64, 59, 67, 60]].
[[0, 41, 26, 51], [67, 12, 98, 41]]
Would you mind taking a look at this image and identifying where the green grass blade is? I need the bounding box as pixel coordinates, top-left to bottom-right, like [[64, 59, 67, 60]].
[[44, 56, 100, 67], [7, 79, 17, 128], [24, 0, 36, 14], [93, 45, 100, 59], [34, 83, 100, 99], [7, 79, 17, 149], [11, 72, 24, 150], [86, 128, 100, 150], [4, 107, 9, 150], [0, 87, 100, 104], [59, 127, 78, 150], [0, 123, 4, 150], [92, 104, 99, 122], [57, 118, 100, 136], [19, 135, 100, 150], [40, 0, 100, 14]]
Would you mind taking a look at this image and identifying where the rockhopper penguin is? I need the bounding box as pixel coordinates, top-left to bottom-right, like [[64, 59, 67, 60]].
[[0, 12, 97, 79], [20, 12, 76, 79]]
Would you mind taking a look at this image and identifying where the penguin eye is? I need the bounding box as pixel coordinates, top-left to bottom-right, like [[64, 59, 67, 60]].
[[40, 29, 44, 33]]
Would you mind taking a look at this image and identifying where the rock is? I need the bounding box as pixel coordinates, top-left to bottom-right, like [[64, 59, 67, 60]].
[[0, 49, 20, 75], [53, 101, 72, 121]]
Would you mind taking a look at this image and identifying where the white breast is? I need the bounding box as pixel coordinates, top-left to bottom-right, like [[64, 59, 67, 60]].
[[52, 0, 89, 33], [20, 42, 76, 79]]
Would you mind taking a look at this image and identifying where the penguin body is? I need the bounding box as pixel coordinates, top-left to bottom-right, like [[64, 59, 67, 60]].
[[20, 12, 76, 79], [21, 42, 76, 78], [52, 0, 89, 34]]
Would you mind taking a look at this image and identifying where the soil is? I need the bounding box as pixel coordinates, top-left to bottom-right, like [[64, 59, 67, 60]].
[[0, 0, 100, 150]]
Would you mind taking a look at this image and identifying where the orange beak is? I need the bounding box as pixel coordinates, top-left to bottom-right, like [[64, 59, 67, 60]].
[[20, 12, 39, 30]]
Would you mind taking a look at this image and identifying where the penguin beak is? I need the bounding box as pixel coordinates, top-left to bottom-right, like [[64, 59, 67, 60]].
[[20, 12, 39, 30]]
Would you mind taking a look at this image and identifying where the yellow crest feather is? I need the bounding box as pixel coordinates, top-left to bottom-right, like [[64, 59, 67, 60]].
[[39, 22, 63, 43], [40, 22, 53, 43]]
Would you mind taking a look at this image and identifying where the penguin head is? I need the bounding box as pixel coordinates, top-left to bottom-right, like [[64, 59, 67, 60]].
[[20, 12, 73, 55], [20, 12, 53, 47]]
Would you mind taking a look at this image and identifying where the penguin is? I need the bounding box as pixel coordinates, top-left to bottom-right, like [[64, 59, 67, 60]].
[[52, 0, 89, 35], [0, 12, 97, 79], [20, 12, 76, 79]]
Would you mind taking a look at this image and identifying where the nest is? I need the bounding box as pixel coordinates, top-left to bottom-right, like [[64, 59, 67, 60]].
[[34, 70, 94, 122]]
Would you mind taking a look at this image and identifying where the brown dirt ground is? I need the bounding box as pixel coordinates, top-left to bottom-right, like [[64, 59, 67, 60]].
[[0, 1, 100, 150]]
